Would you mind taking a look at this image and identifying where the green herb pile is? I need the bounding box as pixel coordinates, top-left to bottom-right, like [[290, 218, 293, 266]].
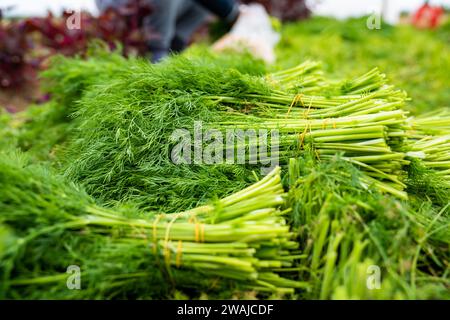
[[0, 152, 307, 298], [0, 19, 449, 299], [405, 109, 450, 187], [53, 52, 443, 204], [287, 156, 449, 299]]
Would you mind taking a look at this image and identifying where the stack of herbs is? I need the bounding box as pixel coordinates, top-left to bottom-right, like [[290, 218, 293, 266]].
[[0, 152, 306, 298], [0, 47, 448, 299]]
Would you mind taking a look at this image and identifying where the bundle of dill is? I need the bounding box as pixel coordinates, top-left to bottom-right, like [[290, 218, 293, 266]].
[[41, 43, 130, 107], [47, 51, 415, 214], [0, 151, 305, 299], [211, 66, 410, 199], [405, 108, 450, 186], [6, 49, 446, 200], [1, 46, 449, 300], [286, 155, 450, 299], [10, 46, 450, 209], [0, 47, 267, 212], [268, 60, 325, 92], [56, 53, 272, 212]]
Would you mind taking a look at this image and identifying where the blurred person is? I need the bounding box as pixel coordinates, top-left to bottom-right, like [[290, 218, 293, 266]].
[[96, 0, 240, 62]]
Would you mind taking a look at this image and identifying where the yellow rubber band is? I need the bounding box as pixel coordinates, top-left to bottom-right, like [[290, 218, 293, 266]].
[[188, 213, 198, 224], [286, 94, 303, 118], [299, 121, 311, 148], [176, 240, 183, 268], [194, 222, 200, 242], [298, 94, 305, 107]]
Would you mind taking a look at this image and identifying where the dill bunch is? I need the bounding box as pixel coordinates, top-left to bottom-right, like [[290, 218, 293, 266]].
[[0, 150, 304, 299], [41, 43, 130, 107], [61, 54, 270, 211], [406, 158, 450, 206], [404, 109, 450, 185], [61, 53, 412, 212], [12, 46, 447, 210], [286, 156, 449, 299], [3, 47, 274, 213]]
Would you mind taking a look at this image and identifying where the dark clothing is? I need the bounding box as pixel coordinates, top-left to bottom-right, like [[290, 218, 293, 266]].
[[96, 0, 239, 62], [145, 0, 208, 55], [194, 0, 239, 22]]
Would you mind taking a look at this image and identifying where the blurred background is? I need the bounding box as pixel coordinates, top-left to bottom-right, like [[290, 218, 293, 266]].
[[1, 0, 449, 112], [2, 0, 450, 23]]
